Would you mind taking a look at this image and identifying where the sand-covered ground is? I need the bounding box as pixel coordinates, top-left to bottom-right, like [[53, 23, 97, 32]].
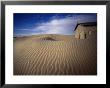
[[14, 33, 97, 75]]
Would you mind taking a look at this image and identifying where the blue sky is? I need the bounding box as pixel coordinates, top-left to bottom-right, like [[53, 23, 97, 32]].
[[14, 13, 97, 37]]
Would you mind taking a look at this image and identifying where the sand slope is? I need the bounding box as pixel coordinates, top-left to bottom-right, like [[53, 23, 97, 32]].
[[14, 33, 97, 75]]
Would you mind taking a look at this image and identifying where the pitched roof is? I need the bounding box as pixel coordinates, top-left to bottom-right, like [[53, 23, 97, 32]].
[[74, 22, 97, 31]]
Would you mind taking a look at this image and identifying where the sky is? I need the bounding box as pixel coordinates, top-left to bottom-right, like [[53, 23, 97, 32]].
[[14, 13, 97, 37]]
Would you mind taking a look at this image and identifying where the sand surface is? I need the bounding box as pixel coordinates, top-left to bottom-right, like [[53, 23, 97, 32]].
[[14, 33, 97, 75]]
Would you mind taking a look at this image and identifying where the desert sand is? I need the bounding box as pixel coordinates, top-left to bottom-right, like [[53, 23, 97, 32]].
[[14, 32, 97, 75]]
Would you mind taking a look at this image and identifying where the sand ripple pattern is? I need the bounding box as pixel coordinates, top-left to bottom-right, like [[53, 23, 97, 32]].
[[14, 34, 97, 75]]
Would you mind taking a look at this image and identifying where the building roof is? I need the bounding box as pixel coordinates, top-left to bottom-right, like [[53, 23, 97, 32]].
[[74, 22, 97, 31]]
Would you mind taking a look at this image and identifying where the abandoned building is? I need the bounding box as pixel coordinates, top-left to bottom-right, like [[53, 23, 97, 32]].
[[74, 22, 97, 39]]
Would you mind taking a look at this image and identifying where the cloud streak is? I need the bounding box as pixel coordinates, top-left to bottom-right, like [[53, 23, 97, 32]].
[[36, 16, 76, 35]]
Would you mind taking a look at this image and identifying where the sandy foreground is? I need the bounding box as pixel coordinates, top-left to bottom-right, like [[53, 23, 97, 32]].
[[14, 33, 97, 75]]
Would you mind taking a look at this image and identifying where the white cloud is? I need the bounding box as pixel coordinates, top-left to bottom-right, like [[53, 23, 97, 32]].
[[36, 16, 76, 35]]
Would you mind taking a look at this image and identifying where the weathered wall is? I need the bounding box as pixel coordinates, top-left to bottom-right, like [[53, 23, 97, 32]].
[[74, 25, 97, 39]]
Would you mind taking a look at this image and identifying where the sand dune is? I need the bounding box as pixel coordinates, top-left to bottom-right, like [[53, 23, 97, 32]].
[[14, 33, 97, 75]]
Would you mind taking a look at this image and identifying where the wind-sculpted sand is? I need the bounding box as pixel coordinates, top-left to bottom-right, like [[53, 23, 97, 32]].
[[14, 33, 97, 75]]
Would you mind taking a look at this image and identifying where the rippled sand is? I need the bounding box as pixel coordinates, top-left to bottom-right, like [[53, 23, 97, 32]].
[[14, 33, 97, 75]]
